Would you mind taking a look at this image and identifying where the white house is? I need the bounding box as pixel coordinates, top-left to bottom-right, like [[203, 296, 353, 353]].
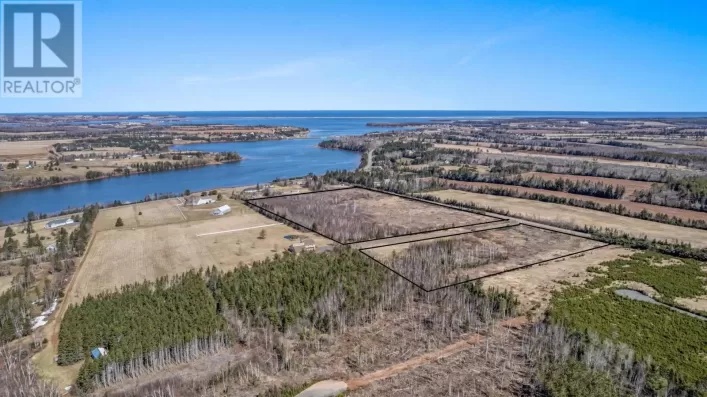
[[45, 218, 75, 229], [195, 198, 215, 206], [212, 205, 231, 216], [185, 196, 216, 206]]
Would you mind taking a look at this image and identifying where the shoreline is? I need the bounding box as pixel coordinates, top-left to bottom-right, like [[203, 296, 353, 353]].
[[0, 159, 243, 195]]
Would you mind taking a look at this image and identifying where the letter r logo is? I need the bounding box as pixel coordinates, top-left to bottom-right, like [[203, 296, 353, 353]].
[[2, 2, 75, 77]]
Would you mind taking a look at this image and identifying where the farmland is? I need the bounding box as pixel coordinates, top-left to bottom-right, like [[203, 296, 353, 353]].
[[429, 189, 707, 248], [433, 143, 502, 153], [363, 224, 605, 290], [521, 172, 655, 197], [0, 139, 71, 161], [441, 180, 707, 223], [70, 199, 331, 304], [5, 115, 707, 396], [252, 187, 496, 243]]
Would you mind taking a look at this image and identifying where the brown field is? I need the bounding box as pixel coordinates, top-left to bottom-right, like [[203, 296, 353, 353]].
[[97, 199, 200, 231], [430, 189, 707, 248], [441, 180, 707, 222], [70, 203, 331, 304], [0, 139, 72, 160], [363, 224, 604, 290], [521, 172, 656, 196], [508, 151, 689, 169], [483, 246, 634, 315], [433, 143, 502, 154], [254, 188, 496, 243]]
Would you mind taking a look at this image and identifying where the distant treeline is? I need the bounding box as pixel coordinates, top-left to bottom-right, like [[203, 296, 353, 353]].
[[633, 176, 707, 213], [436, 181, 707, 231], [413, 191, 707, 262], [318, 139, 369, 152], [522, 144, 707, 169], [443, 168, 627, 199]]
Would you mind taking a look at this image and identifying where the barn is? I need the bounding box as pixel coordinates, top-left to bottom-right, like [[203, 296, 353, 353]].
[[186, 196, 216, 206], [211, 205, 232, 216], [45, 218, 75, 229]]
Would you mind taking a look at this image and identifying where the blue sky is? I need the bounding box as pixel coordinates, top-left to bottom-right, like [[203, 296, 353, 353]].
[[1, 0, 706, 112]]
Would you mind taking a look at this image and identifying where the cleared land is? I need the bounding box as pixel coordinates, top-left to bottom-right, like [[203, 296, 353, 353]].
[[352, 222, 512, 250], [430, 189, 707, 248], [70, 203, 331, 304], [442, 180, 707, 222], [252, 188, 496, 243], [433, 143, 502, 154], [508, 151, 689, 169], [0, 139, 71, 160], [363, 224, 604, 290], [521, 172, 656, 197], [483, 246, 634, 315]]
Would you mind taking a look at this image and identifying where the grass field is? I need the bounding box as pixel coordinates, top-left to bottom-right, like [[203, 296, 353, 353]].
[[254, 188, 496, 243], [363, 224, 604, 290], [70, 202, 331, 304], [521, 172, 656, 197], [490, 151, 689, 169], [442, 180, 707, 222], [430, 189, 707, 248], [433, 143, 501, 153], [0, 139, 72, 161], [483, 245, 633, 315]]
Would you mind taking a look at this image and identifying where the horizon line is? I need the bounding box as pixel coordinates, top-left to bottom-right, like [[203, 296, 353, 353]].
[[3, 109, 707, 116]]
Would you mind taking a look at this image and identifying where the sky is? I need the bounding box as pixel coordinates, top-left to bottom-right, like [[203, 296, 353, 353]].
[[1, 0, 706, 113]]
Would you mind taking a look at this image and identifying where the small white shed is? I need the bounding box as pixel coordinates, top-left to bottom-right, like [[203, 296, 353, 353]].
[[212, 205, 231, 216]]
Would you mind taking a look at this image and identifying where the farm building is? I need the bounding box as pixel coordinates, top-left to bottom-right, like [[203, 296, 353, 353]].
[[211, 205, 231, 216], [45, 218, 75, 229], [288, 238, 317, 253], [186, 196, 216, 206]]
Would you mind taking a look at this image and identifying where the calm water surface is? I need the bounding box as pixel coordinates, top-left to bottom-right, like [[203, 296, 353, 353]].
[[2, 110, 706, 222]]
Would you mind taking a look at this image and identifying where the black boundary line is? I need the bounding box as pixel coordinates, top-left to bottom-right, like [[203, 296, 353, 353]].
[[348, 219, 506, 246], [358, 223, 519, 250], [244, 200, 347, 245], [357, 250, 428, 292], [244, 185, 612, 293], [361, 221, 608, 292], [517, 222, 604, 243], [245, 185, 503, 245], [425, 243, 612, 292]]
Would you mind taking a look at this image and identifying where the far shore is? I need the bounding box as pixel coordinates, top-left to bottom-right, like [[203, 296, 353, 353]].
[[0, 158, 243, 195]]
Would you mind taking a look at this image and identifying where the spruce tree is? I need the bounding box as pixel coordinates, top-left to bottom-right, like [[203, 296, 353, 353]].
[[4, 226, 15, 238], [115, 217, 124, 227]]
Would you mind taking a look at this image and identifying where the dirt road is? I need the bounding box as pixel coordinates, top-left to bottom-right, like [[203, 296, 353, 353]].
[[346, 317, 527, 391]]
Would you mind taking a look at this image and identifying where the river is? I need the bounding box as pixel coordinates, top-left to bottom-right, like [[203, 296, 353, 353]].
[[2, 110, 707, 222]]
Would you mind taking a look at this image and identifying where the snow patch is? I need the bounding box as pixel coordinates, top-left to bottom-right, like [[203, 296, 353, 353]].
[[31, 298, 58, 330]]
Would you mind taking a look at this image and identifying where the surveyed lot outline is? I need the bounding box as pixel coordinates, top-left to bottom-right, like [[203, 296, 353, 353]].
[[245, 185, 610, 292]]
